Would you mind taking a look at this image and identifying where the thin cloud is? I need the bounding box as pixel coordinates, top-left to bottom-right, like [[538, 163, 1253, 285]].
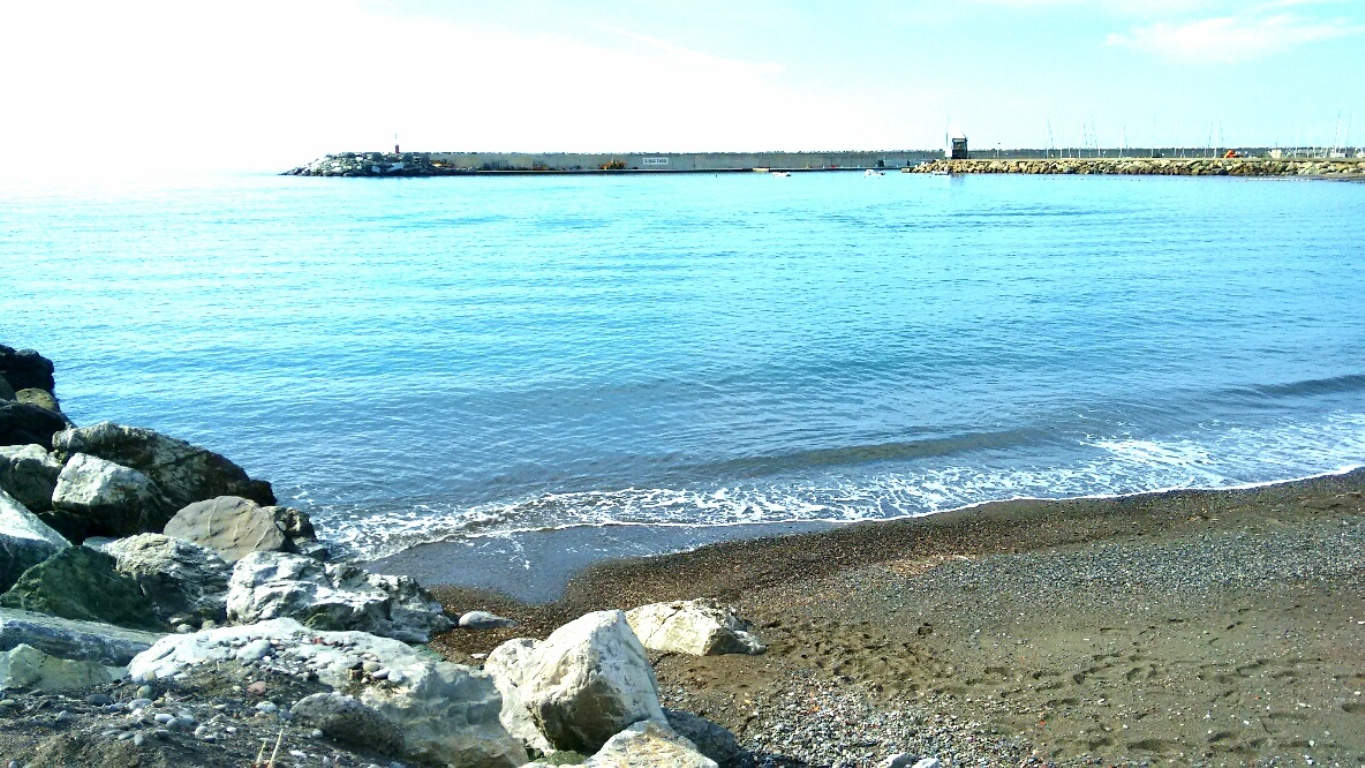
[[1108, 7, 1364, 62]]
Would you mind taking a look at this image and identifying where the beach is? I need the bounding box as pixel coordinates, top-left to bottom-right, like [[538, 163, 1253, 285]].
[[423, 470, 1365, 766]]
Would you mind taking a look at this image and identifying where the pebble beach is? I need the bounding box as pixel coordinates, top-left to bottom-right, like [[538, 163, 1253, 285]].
[[428, 470, 1365, 766]]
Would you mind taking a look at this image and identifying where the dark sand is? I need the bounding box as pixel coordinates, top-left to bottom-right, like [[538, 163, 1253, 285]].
[[415, 471, 1365, 766]]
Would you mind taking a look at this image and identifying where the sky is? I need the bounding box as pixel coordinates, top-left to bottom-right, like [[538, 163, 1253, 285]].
[[1, 0, 1361, 175]]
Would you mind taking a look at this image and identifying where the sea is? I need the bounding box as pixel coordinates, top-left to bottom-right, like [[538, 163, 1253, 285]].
[[3, 170, 1364, 597]]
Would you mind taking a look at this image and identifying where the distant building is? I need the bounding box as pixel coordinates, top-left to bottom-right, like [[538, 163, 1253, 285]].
[[948, 131, 969, 159]]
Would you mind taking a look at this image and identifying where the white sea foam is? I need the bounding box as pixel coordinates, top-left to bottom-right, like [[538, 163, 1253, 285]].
[[315, 411, 1365, 562]]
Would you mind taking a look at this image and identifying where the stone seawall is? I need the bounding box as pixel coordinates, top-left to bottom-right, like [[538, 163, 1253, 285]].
[[910, 157, 1365, 177]]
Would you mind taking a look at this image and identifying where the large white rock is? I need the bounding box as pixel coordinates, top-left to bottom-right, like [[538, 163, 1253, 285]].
[[484, 637, 554, 755], [105, 533, 231, 623], [509, 609, 665, 754], [0, 642, 119, 693], [626, 600, 766, 656], [0, 444, 62, 513], [51, 422, 273, 509], [584, 720, 718, 768], [0, 487, 70, 591], [226, 551, 453, 643], [51, 453, 173, 536], [163, 495, 288, 563], [129, 619, 526, 768]]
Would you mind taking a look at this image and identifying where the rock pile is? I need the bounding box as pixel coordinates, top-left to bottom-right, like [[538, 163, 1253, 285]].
[[912, 157, 1365, 177], [0, 344, 765, 767]]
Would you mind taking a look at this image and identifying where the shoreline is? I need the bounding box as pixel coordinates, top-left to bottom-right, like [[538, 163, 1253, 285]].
[[372, 464, 1365, 602], [415, 468, 1365, 765]]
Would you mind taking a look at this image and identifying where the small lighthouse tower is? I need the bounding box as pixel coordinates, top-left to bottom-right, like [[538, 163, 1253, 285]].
[[393, 133, 400, 155]]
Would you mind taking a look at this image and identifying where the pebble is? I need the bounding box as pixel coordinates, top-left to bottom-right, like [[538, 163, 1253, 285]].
[[129, 698, 153, 710], [0, 699, 18, 709], [175, 623, 194, 634], [154, 713, 174, 725], [136, 685, 154, 699], [247, 681, 268, 696], [362, 661, 381, 674], [133, 732, 145, 746], [237, 639, 273, 662], [256, 701, 279, 714], [387, 669, 404, 684], [85, 693, 115, 706], [371, 668, 390, 680], [310, 728, 324, 738]]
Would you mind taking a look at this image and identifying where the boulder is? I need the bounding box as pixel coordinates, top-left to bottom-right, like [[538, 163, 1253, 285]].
[[485, 637, 555, 755], [290, 692, 401, 753], [51, 453, 174, 536], [461, 610, 520, 629], [510, 610, 665, 754], [0, 488, 70, 593], [164, 496, 289, 563], [0, 643, 117, 693], [130, 619, 527, 768], [14, 388, 61, 414], [0, 607, 161, 665], [51, 422, 274, 509], [267, 504, 317, 545], [0, 546, 164, 631], [0, 444, 62, 513], [665, 709, 746, 767], [625, 600, 766, 656], [105, 534, 231, 624], [0, 376, 13, 401], [226, 551, 453, 642], [584, 720, 717, 768], [0, 402, 67, 449], [0, 346, 55, 393]]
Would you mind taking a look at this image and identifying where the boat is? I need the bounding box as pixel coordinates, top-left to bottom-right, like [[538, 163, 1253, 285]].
[[864, 169, 885, 177], [930, 168, 952, 176], [772, 171, 791, 178]]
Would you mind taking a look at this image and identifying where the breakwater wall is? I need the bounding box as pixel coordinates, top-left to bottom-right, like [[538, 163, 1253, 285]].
[[284, 150, 941, 177], [910, 157, 1365, 177]]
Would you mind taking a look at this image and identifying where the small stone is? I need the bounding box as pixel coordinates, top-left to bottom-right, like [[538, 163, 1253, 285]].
[[56, 709, 71, 723], [86, 693, 115, 706], [370, 668, 389, 680], [0, 699, 19, 709], [194, 724, 210, 738], [175, 623, 194, 634], [154, 728, 171, 739], [247, 681, 267, 696], [362, 661, 381, 674], [137, 685, 153, 699], [386, 669, 404, 684], [132, 732, 144, 746], [154, 713, 174, 725], [256, 701, 279, 714], [310, 728, 324, 738]]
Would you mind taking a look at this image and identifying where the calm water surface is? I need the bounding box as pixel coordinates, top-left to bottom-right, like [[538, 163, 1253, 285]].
[[3, 171, 1363, 563]]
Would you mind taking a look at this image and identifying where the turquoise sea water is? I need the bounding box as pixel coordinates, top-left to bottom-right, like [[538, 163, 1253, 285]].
[[3, 171, 1364, 566]]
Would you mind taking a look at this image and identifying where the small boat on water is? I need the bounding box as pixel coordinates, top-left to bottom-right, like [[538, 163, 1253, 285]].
[[772, 171, 791, 178], [930, 168, 953, 176], [864, 169, 885, 177]]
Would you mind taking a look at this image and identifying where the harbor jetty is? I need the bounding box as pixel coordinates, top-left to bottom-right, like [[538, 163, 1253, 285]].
[[285, 150, 1364, 178]]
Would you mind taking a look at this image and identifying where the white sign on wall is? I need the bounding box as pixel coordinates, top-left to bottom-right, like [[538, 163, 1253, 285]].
[[642, 157, 669, 166]]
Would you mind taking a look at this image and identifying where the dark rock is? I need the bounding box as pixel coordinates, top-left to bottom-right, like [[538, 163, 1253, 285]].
[[0, 444, 62, 513], [0, 488, 71, 592], [35, 509, 89, 544], [267, 505, 317, 543], [0, 546, 165, 631], [51, 453, 175, 537], [52, 422, 274, 508], [289, 692, 401, 753], [0, 376, 13, 401], [14, 388, 61, 415], [0, 346, 56, 394], [0, 402, 67, 449]]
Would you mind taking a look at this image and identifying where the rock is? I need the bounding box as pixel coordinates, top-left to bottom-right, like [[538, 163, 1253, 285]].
[[51, 422, 275, 509], [130, 619, 526, 767], [0, 346, 56, 393], [51, 453, 174, 536], [35, 509, 90, 545], [625, 600, 766, 656], [0, 546, 164, 631], [0, 445, 62, 514], [226, 551, 453, 642], [0, 402, 68, 449], [291, 692, 401, 754], [267, 505, 317, 543], [0, 607, 161, 665], [104, 534, 231, 624], [164, 496, 288, 563], [484, 638, 554, 755], [664, 709, 745, 767], [0, 376, 13, 401], [460, 611, 519, 629], [583, 720, 717, 767], [0, 643, 115, 693], [514, 610, 665, 754], [14, 388, 61, 414], [0, 487, 70, 592]]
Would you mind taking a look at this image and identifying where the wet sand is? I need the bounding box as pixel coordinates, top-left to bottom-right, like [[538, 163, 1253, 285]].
[[415, 471, 1365, 766]]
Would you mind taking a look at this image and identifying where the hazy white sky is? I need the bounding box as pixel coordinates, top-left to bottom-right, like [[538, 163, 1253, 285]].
[[1, 0, 1360, 175]]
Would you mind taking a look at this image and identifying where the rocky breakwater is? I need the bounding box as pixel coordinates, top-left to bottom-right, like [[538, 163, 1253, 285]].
[[911, 156, 1365, 177], [283, 152, 452, 177], [0, 344, 816, 768]]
